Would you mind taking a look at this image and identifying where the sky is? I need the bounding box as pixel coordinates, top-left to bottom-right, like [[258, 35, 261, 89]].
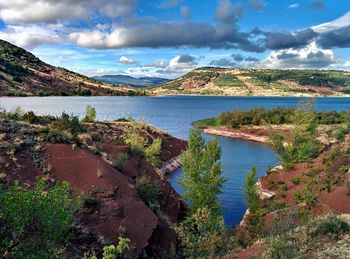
[[0, 0, 350, 78]]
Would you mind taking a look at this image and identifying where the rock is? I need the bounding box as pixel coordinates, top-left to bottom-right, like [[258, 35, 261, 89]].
[[0, 172, 7, 182]]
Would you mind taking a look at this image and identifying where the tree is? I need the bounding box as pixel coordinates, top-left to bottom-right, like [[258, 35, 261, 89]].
[[244, 166, 260, 213], [268, 99, 321, 169], [179, 129, 226, 216], [84, 105, 96, 123], [244, 166, 263, 236], [0, 180, 76, 258]]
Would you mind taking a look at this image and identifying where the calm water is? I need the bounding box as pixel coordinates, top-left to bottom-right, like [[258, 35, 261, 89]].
[[1, 96, 350, 226]]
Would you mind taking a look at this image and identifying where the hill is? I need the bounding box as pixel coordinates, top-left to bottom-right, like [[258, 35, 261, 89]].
[[149, 67, 350, 96], [0, 39, 128, 96], [93, 74, 169, 87]]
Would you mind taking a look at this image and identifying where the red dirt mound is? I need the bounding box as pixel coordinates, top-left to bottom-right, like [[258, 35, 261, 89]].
[[45, 143, 159, 258]]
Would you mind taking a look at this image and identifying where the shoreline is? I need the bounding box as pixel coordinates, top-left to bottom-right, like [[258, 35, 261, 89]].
[[2, 94, 350, 98], [203, 127, 268, 143]]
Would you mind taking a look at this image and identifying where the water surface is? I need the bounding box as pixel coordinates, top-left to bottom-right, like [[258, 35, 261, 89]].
[[1, 96, 349, 226]]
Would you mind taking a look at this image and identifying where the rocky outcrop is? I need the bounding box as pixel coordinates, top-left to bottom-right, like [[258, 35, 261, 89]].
[[158, 155, 182, 175], [0, 118, 186, 258]]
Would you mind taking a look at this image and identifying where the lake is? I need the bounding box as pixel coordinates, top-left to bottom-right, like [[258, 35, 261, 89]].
[[1, 96, 350, 226]]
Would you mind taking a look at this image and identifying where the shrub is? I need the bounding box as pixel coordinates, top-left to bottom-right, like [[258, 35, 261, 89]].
[[291, 177, 300, 185], [123, 130, 163, 166], [22, 111, 39, 124], [310, 215, 350, 240], [124, 130, 146, 156], [83, 105, 96, 123], [176, 207, 231, 257], [113, 152, 129, 171], [135, 176, 160, 208], [269, 201, 288, 212], [293, 189, 317, 205], [144, 138, 162, 167], [265, 238, 298, 259], [51, 112, 85, 134], [268, 100, 322, 169], [44, 130, 70, 144], [337, 165, 349, 175], [92, 237, 130, 259], [0, 180, 76, 258], [268, 209, 299, 236], [7, 107, 23, 120]]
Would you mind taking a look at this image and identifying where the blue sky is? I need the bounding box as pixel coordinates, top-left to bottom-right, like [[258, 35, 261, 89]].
[[0, 0, 350, 78]]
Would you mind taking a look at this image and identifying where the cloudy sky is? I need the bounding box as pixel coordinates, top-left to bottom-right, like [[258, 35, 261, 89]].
[[0, 0, 349, 78]]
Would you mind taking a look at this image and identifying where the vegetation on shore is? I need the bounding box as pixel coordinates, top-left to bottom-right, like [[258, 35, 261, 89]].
[[194, 106, 350, 129]]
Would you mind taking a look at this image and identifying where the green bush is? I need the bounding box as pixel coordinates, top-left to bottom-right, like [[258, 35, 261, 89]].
[[144, 138, 162, 167], [92, 237, 130, 259], [51, 112, 85, 134], [291, 177, 300, 185], [310, 216, 350, 240], [83, 105, 96, 123], [135, 176, 160, 208], [293, 189, 317, 205], [113, 152, 129, 171], [0, 180, 76, 258], [124, 130, 146, 156], [265, 238, 298, 259], [123, 130, 163, 166], [5, 107, 23, 120], [268, 210, 299, 236], [268, 100, 322, 169], [22, 111, 39, 124], [44, 130, 71, 144], [176, 207, 232, 257]]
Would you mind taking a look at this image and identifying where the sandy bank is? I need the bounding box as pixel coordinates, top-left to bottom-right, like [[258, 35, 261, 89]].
[[203, 127, 268, 143]]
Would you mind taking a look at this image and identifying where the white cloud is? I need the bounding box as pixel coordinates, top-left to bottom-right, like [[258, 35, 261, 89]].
[[215, 0, 244, 23], [167, 55, 197, 73], [0, 0, 135, 24], [0, 24, 63, 49], [312, 11, 350, 33], [288, 3, 300, 9], [119, 56, 138, 64], [260, 42, 337, 69], [143, 60, 169, 68]]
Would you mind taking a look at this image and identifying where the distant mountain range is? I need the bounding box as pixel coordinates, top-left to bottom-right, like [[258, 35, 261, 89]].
[[2, 39, 350, 97], [0, 39, 128, 96], [93, 75, 169, 87]]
